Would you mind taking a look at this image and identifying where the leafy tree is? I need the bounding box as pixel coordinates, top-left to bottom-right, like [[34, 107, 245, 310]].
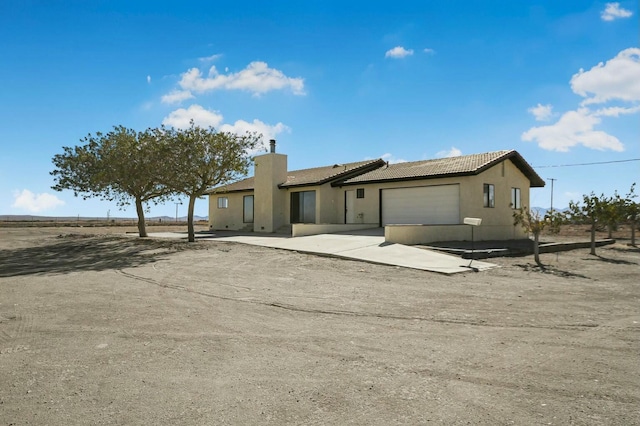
[[623, 183, 639, 246], [161, 124, 261, 242], [51, 126, 174, 237], [513, 207, 562, 266], [567, 192, 610, 255], [601, 190, 625, 239]]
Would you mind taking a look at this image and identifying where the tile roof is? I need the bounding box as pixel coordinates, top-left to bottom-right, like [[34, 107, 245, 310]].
[[338, 150, 545, 187], [207, 159, 385, 193], [280, 159, 385, 188], [207, 150, 545, 194]]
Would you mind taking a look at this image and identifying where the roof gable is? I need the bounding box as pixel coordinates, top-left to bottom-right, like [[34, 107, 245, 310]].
[[280, 159, 385, 188], [338, 150, 545, 187]]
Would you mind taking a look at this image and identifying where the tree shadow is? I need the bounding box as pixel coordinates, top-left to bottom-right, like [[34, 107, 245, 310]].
[[609, 245, 640, 254], [584, 255, 637, 265], [513, 263, 590, 279], [0, 234, 198, 278]]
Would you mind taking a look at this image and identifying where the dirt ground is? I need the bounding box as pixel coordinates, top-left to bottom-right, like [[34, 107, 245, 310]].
[[0, 226, 638, 425]]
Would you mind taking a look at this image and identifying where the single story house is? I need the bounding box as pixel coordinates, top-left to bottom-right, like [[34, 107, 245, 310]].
[[207, 140, 545, 244]]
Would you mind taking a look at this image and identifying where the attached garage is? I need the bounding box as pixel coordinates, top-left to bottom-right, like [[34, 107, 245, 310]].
[[381, 184, 460, 225]]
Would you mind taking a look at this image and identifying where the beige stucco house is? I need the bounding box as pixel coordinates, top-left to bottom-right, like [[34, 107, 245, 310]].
[[207, 141, 545, 244]]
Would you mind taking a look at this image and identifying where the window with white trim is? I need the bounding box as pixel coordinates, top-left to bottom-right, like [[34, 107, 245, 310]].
[[217, 197, 229, 209]]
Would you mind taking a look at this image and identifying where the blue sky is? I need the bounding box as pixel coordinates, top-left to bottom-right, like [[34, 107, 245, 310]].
[[1, 1, 638, 219]]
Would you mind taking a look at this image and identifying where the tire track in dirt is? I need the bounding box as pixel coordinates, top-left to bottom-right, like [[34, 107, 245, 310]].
[[114, 269, 623, 332], [0, 312, 35, 354]]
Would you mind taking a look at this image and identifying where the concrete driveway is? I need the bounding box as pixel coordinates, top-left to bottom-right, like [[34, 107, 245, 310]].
[[149, 230, 496, 274]]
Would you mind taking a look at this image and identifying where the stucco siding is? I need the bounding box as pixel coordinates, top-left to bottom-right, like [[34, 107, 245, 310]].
[[208, 191, 254, 231], [338, 158, 531, 229], [208, 158, 533, 241]]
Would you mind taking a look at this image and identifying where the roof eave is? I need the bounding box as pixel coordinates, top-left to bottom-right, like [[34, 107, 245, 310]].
[[338, 171, 475, 187], [206, 188, 255, 195], [280, 159, 386, 189]]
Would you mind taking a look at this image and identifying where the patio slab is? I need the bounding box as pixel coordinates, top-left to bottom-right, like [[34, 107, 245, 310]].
[[147, 231, 496, 274]]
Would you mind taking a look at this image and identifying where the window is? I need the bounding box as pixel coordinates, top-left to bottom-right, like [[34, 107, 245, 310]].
[[483, 184, 495, 208], [217, 197, 228, 209], [291, 191, 316, 223], [511, 188, 521, 209], [356, 188, 365, 198]]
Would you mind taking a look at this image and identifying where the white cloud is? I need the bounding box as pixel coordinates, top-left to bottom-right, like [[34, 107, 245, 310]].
[[570, 48, 640, 105], [524, 48, 639, 152], [146, 75, 151, 84], [385, 46, 414, 59], [435, 147, 462, 158], [162, 105, 289, 153], [198, 54, 222, 63], [380, 153, 408, 164], [593, 105, 640, 117], [177, 61, 305, 96], [161, 89, 195, 104], [522, 108, 624, 152], [162, 104, 224, 129], [528, 103, 553, 121], [221, 119, 290, 153], [11, 190, 65, 213], [601, 2, 632, 21], [423, 48, 435, 55]]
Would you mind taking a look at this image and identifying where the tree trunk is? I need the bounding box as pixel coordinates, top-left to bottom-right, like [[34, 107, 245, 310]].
[[607, 224, 613, 239], [533, 231, 541, 266], [135, 198, 148, 237], [187, 195, 197, 243], [590, 223, 596, 255]]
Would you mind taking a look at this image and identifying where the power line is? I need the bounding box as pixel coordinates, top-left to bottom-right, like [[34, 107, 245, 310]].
[[533, 158, 640, 168]]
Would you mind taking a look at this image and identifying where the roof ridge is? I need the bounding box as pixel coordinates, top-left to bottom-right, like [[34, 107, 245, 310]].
[[287, 158, 382, 174], [377, 150, 512, 168]]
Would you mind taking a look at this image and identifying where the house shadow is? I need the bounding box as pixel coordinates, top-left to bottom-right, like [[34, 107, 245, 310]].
[[0, 235, 183, 278]]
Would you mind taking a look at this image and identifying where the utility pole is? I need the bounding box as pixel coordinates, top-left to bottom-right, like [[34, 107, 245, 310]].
[[547, 178, 557, 213], [175, 202, 180, 223]]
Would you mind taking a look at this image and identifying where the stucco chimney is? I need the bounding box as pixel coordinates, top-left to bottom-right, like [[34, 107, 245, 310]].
[[254, 142, 287, 233]]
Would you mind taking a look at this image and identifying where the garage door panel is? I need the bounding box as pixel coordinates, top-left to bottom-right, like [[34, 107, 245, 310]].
[[381, 185, 459, 225]]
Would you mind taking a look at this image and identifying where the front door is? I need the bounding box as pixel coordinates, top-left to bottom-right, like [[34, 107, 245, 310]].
[[243, 195, 254, 223], [345, 190, 356, 223]]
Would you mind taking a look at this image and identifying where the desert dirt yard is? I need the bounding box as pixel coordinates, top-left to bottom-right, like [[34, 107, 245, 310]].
[[0, 226, 638, 425]]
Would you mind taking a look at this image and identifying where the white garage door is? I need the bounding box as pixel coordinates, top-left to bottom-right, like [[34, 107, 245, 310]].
[[381, 184, 460, 225]]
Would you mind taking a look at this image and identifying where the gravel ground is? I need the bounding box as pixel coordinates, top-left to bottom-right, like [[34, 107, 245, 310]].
[[0, 226, 638, 425]]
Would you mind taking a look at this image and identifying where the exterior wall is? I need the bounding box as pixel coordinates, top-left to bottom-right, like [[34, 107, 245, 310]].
[[254, 153, 287, 232], [385, 224, 527, 245], [459, 159, 531, 227], [338, 158, 531, 230], [208, 191, 254, 231], [208, 158, 533, 243], [284, 183, 343, 225]]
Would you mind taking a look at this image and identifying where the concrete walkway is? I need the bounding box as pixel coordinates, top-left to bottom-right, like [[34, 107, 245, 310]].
[[147, 231, 496, 274]]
